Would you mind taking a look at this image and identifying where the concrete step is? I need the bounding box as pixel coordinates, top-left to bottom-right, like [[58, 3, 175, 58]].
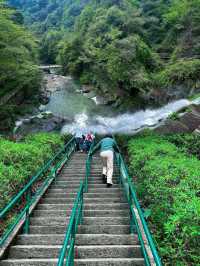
[[29, 224, 131, 235], [8, 245, 62, 259], [52, 180, 118, 185], [47, 188, 122, 194], [74, 258, 145, 266], [8, 245, 141, 259], [78, 225, 130, 234], [16, 234, 138, 246], [49, 183, 82, 189], [32, 209, 129, 217], [30, 217, 129, 226], [40, 197, 127, 204], [36, 203, 74, 210], [36, 203, 129, 211], [0, 258, 145, 266], [50, 179, 118, 185], [29, 226, 69, 234], [76, 245, 142, 259], [43, 192, 124, 199], [51, 183, 120, 188], [87, 188, 121, 192], [32, 210, 71, 217]]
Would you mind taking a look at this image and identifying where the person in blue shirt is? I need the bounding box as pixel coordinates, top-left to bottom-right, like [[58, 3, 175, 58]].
[[92, 135, 119, 187]]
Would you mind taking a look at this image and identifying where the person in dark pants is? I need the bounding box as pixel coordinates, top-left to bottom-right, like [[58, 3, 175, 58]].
[[85, 132, 95, 152], [74, 129, 83, 151]]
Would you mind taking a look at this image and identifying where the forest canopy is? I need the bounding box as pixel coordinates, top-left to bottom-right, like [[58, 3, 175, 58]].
[[0, 0, 41, 99], [6, 0, 200, 105]]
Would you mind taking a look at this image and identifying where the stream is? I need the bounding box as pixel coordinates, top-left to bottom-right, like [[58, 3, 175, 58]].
[[15, 73, 200, 135]]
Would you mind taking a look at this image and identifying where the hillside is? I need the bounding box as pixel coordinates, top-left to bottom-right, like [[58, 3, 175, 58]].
[[7, 0, 200, 107]]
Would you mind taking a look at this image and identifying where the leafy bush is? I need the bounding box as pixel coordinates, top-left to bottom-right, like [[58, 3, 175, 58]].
[[155, 59, 200, 90], [166, 134, 200, 159], [0, 133, 64, 209], [128, 135, 200, 265]]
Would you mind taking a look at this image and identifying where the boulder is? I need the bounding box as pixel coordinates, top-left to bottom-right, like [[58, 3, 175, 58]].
[[179, 112, 200, 131], [155, 120, 190, 134]]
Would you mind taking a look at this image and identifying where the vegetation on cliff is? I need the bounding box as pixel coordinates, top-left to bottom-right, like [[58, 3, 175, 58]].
[[0, 0, 42, 131], [0, 1, 41, 98], [128, 134, 200, 265]]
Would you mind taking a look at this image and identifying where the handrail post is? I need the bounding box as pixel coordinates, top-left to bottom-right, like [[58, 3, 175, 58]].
[[71, 221, 75, 266], [23, 187, 31, 234], [80, 187, 83, 224]]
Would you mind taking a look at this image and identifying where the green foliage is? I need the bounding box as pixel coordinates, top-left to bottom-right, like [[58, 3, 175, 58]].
[[0, 133, 64, 209], [168, 112, 179, 120], [0, 1, 42, 98], [155, 59, 200, 89], [166, 133, 200, 159], [40, 30, 63, 64], [128, 135, 200, 265], [58, 1, 160, 98]]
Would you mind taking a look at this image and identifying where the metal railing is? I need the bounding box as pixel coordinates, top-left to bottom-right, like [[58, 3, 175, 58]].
[[57, 181, 84, 266], [57, 140, 95, 266], [115, 152, 162, 266], [57, 180, 84, 266], [57, 137, 162, 266], [0, 137, 76, 247]]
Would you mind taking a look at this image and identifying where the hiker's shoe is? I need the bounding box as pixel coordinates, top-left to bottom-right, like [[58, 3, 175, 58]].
[[102, 174, 107, 184]]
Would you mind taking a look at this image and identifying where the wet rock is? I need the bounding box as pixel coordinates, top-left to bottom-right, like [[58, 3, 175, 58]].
[[154, 103, 200, 134], [15, 114, 66, 138], [155, 120, 190, 134], [82, 85, 92, 93], [179, 112, 200, 131]]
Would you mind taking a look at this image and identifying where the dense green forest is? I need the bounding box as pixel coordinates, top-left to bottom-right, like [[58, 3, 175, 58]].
[[7, 0, 200, 106], [0, 0, 42, 130]]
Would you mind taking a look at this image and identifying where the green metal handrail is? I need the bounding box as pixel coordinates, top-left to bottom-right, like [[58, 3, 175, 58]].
[[57, 140, 95, 266], [115, 152, 162, 266], [84, 140, 95, 193], [0, 137, 76, 247], [57, 181, 84, 266]]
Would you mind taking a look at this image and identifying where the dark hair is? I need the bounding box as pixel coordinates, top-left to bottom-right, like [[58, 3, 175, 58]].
[[105, 134, 113, 138]]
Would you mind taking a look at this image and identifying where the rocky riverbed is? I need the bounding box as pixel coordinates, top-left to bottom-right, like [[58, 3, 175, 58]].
[[13, 71, 200, 138], [13, 74, 72, 138]]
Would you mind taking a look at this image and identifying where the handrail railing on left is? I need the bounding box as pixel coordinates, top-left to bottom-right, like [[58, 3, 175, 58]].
[[57, 139, 95, 266], [0, 137, 76, 248]]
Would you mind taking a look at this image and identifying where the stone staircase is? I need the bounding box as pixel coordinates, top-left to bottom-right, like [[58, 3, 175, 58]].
[[0, 153, 87, 265], [0, 153, 144, 265]]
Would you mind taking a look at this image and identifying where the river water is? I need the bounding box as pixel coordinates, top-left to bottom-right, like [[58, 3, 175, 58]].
[[42, 75, 199, 135]]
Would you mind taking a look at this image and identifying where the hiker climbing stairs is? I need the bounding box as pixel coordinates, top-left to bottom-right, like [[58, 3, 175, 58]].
[[73, 154, 144, 265], [0, 153, 88, 265]]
